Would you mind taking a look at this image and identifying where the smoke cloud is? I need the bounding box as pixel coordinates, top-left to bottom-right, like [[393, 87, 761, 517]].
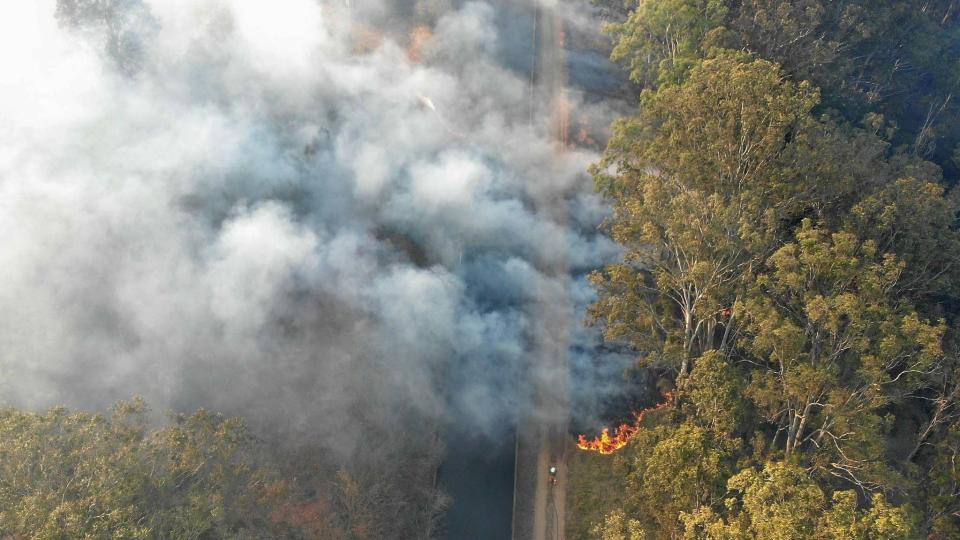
[[0, 0, 625, 459]]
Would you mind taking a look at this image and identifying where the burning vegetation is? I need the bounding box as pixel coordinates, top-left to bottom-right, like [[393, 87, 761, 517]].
[[407, 25, 433, 62], [576, 392, 674, 455]]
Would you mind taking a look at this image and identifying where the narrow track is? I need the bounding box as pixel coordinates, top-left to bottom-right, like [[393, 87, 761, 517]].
[[512, 2, 571, 539]]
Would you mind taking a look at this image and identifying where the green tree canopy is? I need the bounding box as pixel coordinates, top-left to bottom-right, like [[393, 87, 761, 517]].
[[577, 4, 960, 536], [0, 400, 323, 539], [679, 462, 916, 540]]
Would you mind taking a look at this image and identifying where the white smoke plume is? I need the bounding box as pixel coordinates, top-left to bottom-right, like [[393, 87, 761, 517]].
[[0, 0, 624, 459]]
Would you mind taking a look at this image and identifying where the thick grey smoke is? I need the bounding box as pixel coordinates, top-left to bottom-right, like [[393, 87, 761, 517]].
[[0, 0, 624, 455]]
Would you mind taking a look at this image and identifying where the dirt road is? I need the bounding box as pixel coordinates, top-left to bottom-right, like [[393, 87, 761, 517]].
[[512, 3, 571, 540]]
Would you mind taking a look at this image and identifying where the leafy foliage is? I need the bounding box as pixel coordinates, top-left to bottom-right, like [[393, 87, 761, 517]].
[[574, 2, 960, 537], [602, 0, 960, 175], [680, 462, 916, 539], [0, 399, 352, 539]]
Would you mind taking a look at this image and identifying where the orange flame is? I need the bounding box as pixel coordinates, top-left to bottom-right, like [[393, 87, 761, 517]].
[[407, 26, 433, 62], [576, 392, 674, 455]]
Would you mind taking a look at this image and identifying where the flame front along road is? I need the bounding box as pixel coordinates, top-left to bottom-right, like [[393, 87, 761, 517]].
[[576, 393, 675, 455]]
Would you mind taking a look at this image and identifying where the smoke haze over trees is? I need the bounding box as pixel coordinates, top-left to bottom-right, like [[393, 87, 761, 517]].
[[0, 0, 627, 537]]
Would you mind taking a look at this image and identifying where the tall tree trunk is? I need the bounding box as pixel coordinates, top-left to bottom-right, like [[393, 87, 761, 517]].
[[789, 401, 814, 456], [785, 408, 800, 456], [719, 307, 736, 352], [679, 301, 694, 380], [908, 398, 947, 461]]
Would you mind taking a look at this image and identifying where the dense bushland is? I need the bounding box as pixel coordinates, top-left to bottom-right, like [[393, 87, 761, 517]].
[[573, 1, 960, 538]]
